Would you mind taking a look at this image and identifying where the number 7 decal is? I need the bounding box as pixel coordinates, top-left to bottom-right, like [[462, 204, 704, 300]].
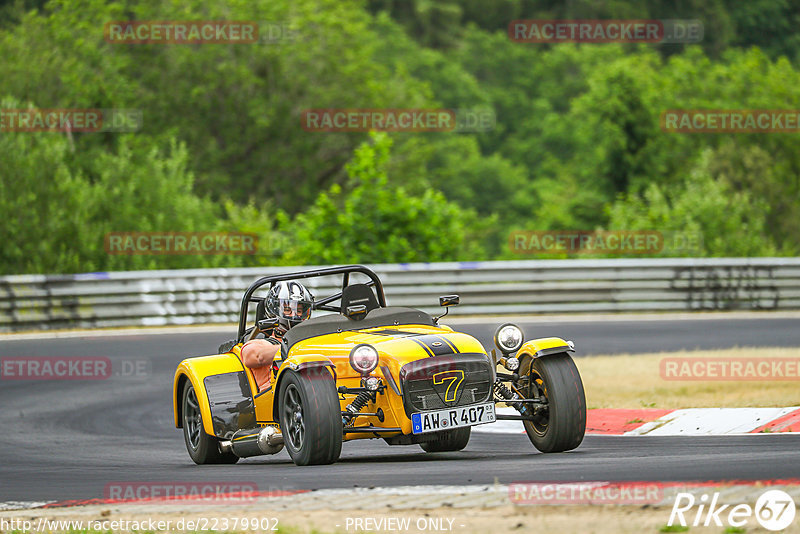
[[433, 370, 465, 402]]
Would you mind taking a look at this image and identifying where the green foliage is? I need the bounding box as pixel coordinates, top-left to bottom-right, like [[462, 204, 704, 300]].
[[725, 0, 800, 61], [284, 133, 487, 264], [1, 0, 800, 274], [0, 96, 281, 274], [0, 100, 93, 274], [0, 0, 434, 210], [607, 150, 779, 257]]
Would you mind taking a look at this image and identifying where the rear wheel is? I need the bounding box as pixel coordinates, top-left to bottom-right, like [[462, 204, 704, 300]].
[[420, 427, 471, 452], [278, 370, 342, 466], [520, 353, 586, 453], [182, 382, 238, 464]]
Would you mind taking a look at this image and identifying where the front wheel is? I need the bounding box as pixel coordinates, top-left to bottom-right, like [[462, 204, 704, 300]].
[[420, 427, 471, 452], [278, 370, 343, 466], [520, 353, 586, 453], [182, 382, 238, 464]]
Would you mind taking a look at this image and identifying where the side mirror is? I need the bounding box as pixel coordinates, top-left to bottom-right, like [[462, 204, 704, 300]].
[[434, 295, 459, 324], [439, 295, 460, 307], [345, 304, 368, 320]]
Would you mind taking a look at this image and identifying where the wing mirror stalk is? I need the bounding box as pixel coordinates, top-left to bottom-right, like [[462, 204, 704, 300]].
[[434, 294, 459, 324]]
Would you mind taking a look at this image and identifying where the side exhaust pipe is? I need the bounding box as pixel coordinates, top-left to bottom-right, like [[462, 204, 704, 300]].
[[220, 426, 284, 458]]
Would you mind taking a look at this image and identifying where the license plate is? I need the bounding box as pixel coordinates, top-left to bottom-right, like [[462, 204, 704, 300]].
[[411, 402, 495, 434]]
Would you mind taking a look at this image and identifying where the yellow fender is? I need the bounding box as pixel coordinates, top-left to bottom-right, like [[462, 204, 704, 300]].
[[517, 336, 575, 359], [173, 353, 245, 435], [271, 354, 338, 421]]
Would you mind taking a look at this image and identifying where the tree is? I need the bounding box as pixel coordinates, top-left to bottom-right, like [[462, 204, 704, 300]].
[[0, 96, 284, 274], [283, 132, 487, 264], [606, 149, 779, 257]]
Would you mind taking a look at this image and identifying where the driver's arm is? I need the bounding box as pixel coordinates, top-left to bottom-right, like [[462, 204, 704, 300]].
[[241, 338, 280, 368]]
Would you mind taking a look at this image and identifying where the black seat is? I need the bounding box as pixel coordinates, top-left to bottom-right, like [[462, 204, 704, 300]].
[[255, 298, 267, 323], [340, 283, 379, 315]]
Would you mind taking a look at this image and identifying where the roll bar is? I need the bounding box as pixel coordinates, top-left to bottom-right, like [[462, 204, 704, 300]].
[[237, 265, 387, 339]]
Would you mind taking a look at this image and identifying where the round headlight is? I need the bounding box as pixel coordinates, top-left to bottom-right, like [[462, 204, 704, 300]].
[[494, 323, 524, 353], [349, 344, 379, 375]]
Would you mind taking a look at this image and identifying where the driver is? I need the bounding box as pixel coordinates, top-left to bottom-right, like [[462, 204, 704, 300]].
[[241, 281, 314, 391]]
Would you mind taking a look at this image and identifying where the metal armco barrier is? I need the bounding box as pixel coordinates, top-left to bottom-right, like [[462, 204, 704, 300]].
[[1, 258, 799, 332]]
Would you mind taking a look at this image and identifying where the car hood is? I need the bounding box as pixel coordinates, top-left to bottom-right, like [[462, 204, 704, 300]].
[[287, 324, 488, 376]]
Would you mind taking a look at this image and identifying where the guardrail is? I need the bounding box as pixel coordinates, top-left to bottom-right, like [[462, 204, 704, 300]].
[[1, 258, 798, 332]]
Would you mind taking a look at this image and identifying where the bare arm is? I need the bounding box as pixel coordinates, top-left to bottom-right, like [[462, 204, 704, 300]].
[[241, 339, 280, 368]]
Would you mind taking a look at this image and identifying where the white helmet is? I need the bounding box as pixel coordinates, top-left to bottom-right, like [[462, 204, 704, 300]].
[[266, 281, 314, 330]]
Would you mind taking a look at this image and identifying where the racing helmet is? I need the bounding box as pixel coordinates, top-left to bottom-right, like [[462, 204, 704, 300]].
[[266, 281, 314, 330]]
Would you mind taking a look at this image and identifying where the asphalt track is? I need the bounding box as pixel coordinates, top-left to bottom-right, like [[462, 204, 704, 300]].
[[1, 316, 800, 503]]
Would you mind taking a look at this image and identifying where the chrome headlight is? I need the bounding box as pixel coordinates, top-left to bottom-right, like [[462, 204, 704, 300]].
[[349, 344, 379, 375], [494, 323, 523, 353]]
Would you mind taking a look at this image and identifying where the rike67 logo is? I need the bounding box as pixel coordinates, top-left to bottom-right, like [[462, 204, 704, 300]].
[[669, 489, 796, 531]]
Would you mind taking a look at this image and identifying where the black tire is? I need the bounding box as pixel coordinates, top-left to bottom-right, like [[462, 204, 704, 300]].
[[520, 353, 586, 453], [182, 382, 239, 465], [278, 370, 343, 466], [419, 427, 471, 452]]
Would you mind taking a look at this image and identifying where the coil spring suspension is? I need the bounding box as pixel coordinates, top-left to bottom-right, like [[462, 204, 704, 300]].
[[493, 379, 529, 416], [343, 390, 372, 425]]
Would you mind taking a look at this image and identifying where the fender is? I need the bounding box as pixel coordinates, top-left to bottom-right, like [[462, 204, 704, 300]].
[[272, 354, 338, 421], [173, 353, 248, 435], [517, 336, 575, 359]]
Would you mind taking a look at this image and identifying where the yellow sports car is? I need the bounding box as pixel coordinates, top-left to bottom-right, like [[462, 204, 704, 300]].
[[173, 265, 586, 466]]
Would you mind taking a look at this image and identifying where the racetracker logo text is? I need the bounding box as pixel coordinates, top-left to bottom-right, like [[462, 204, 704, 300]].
[[104, 21, 259, 44], [104, 482, 258, 504], [660, 357, 800, 381], [0, 357, 150, 380], [0, 108, 142, 132], [105, 232, 258, 255], [662, 110, 800, 133], [510, 482, 663, 505], [509, 230, 702, 255], [509, 20, 702, 44], [301, 109, 495, 132]]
